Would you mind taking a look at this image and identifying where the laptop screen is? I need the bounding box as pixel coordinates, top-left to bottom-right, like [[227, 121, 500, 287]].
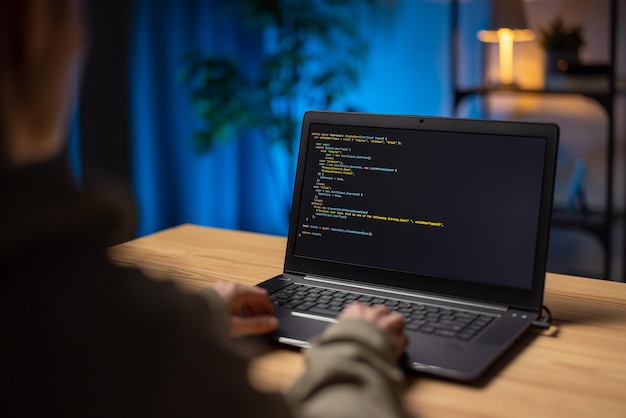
[[285, 112, 558, 309]]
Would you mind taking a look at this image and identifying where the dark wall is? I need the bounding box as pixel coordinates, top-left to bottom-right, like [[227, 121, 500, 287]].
[[80, 0, 133, 182], [79, 0, 137, 242]]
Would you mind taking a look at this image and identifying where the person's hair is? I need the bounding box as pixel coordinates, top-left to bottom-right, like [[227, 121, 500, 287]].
[[0, 2, 27, 166]]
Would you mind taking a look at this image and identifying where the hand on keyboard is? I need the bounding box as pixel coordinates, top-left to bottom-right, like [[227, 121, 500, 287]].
[[213, 281, 278, 337], [339, 302, 408, 359]]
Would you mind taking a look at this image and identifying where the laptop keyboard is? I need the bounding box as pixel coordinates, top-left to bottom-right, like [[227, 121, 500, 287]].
[[269, 283, 495, 341]]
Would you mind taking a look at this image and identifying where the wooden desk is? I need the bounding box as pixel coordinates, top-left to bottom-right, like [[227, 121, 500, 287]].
[[109, 224, 626, 418]]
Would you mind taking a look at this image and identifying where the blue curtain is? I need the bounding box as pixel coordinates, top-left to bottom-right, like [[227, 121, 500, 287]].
[[129, 0, 484, 238], [130, 0, 296, 237]]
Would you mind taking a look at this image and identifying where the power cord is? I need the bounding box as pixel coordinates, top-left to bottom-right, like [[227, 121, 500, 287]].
[[532, 305, 558, 336], [532, 305, 552, 329]]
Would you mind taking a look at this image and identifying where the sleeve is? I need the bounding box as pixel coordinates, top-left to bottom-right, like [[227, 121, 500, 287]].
[[196, 286, 230, 338], [150, 287, 295, 418], [286, 319, 409, 418], [196, 289, 408, 418]]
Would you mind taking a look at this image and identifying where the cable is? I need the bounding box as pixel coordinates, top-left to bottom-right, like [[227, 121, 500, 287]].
[[532, 305, 552, 329], [531, 305, 559, 337]]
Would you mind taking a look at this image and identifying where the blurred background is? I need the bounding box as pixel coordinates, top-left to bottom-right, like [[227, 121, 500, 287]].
[[74, 0, 625, 281]]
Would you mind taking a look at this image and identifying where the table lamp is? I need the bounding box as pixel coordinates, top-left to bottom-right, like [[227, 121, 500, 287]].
[[477, 0, 534, 86]]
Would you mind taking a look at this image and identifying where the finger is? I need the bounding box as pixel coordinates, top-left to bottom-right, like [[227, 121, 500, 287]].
[[378, 312, 406, 333], [240, 292, 275, 315], [391, 334, 409, 358], [236, 284, 269, 297], [224, 284, 275, 314], [230, 315, 279, 338], [338, 302, 368, 319], [345, 301, 366, 310], [212, 281, 237, 304], [370, 304, 390, 315], [361, 304, 390, 322], [340, 303, 388, 321]]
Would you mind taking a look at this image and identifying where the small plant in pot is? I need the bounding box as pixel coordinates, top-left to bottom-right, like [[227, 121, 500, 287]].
[[538, 17, 585, 73]]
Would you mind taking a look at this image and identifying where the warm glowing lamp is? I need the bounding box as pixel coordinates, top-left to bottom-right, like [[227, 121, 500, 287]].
[[477, 0, 534, 86]]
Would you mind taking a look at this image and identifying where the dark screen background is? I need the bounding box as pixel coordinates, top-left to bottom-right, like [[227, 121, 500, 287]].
[[293, 123, 547, 290]]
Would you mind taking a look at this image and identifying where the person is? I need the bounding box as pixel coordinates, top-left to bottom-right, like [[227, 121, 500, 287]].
[[0, 1, 409, 417]]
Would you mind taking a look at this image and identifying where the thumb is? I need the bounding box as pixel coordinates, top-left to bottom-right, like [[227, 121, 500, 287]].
[[230, 315, 278, 337]]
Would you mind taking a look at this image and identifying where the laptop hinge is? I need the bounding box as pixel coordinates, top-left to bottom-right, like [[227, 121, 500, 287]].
[[303, 275, 509, 312]]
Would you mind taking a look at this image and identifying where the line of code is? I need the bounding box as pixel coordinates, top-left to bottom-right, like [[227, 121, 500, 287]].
[[299, 130, 444, 239]]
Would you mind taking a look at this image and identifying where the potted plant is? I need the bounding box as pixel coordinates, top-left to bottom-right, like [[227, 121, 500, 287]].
[[538, 17, 585, 73], [178, 0, 375, 154]]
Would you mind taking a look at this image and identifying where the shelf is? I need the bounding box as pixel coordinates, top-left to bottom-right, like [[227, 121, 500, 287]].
[[551, 208, 611, 239], [454, 86, 616, 113], [450, 0, 620, 279]]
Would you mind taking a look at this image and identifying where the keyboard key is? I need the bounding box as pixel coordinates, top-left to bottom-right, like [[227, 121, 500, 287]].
[[309, 306, 341, 317], [435, 329, 457, 337], [405, 322, 422, 331], [294, 302, 315, 311], [420, 325, 435, 333]]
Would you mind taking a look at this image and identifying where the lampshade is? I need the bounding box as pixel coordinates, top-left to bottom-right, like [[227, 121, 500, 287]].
[[478, 0, 534, 43], [477, 0, 534, 86], [490, 0, 529, 31]]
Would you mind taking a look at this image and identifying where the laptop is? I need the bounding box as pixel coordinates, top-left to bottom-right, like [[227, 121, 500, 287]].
[[257, 110, 559, 382]]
